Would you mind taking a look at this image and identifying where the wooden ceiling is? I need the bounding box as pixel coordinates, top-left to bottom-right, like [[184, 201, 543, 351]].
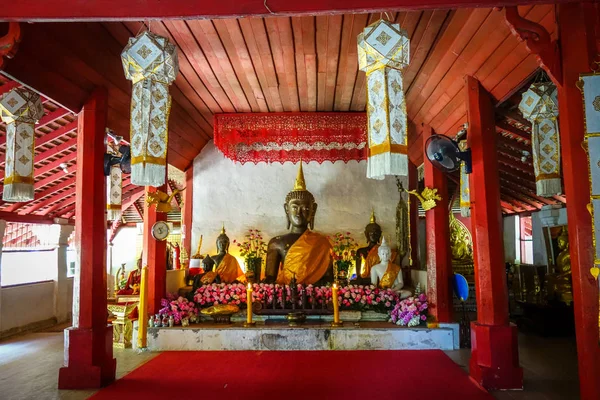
[[0, 4, 563, 218]]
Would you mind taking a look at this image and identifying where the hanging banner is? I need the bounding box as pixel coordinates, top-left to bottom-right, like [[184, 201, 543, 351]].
[[579, 73, 600, 275], [107, 165, 122, 221], [121, 31, 178, 187], [518, 82, 561, 197], [0, 87, 44, 202], [214, 113, 367, 164], [358, 19, 410, 180]]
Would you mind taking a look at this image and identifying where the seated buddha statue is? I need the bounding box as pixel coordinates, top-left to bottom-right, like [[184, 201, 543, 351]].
[[370, 237, 411, 299], [354, 211, 396, 284], [546, 227, 573, 305], [117, 258, 142, 295], [199, 226, 246, 285], [264, 161, 333, 285]]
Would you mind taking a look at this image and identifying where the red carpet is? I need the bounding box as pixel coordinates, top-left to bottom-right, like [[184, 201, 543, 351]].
[[90, 350, 493, 400]]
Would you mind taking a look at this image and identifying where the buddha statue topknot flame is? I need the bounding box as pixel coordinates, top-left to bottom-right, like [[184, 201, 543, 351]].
[[264, 161, 333, 285]]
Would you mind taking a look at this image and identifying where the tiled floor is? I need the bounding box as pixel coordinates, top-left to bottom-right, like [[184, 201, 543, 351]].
[[0, 329, 579, 400]]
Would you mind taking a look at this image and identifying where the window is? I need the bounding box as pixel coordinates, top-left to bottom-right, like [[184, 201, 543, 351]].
[[519, 216, 533, 264]]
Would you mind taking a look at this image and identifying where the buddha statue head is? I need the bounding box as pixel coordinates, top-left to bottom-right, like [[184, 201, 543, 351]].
[[365, 209, 382, 245], [378, 236, 392, 264], [216, 225, 230, 254], [284, 161, 317, 231]]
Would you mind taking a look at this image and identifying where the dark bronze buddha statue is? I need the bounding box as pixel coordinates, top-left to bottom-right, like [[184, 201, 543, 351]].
[[264, 161, 333, 285], [199, 226, 245, 285]]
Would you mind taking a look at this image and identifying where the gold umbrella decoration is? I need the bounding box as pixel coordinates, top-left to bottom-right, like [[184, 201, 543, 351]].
[[358, 19, 410, 180], [121, 30, 179, 187], [0, 87, 44, 202], [518, 80, 561, 197]]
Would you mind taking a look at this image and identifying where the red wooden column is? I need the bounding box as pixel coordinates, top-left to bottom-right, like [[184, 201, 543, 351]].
[[557, 4, 600, 399], [182, 166, 193, 266], [58, 87, 116, 389], [465, 75, 522, 390], [422, 125, 452, 323], [144, 184, 168, 315]]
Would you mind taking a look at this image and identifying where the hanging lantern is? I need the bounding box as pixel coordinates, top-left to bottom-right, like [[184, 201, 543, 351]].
[[121, 31, 179, 187], [358, 20, 410, 180], [578, 72, 600, 278], [0, 87, 44, 202], [458, 141, 470, 217], [106, 165, 122, 221], [518, 81, 561, 197]]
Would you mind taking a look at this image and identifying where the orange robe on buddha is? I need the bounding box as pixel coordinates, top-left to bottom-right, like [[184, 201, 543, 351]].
[[378, 262, 401, 290], [117, 269, 141, 295], [215, 254, 246, 284], [361, 245, 397, 279], [277, 230, 332, 285]]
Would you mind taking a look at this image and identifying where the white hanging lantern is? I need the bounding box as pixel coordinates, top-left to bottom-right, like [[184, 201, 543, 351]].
[[518, 81, 561, 197], [106, 165, 122, 221], [121, 31, 179, 187], [0, 87, 44, 202], [458, 141, 470, 217], [578, 72, 600, 278], [358, 20, 410, 180]]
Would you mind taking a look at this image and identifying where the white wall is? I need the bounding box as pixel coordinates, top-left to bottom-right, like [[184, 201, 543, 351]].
[[532, 206, 568, 266], [192, 142, 405, 266], [1, 281, 56, 332], [109, 227, 140, 275]]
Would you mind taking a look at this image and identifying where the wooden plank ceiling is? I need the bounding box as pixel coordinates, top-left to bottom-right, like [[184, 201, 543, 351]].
[[0, 5, 563, 217]]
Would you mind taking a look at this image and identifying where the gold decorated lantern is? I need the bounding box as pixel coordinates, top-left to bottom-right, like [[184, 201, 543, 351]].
[[518, 81, 561, 197], [358, 19, 410, 180], [0, 87, 44, 202], [121, 31, 179, 187]]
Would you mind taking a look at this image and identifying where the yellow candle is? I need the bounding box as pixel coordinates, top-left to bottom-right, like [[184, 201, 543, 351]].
[[246, 283, 253, 324], [137, 266, 148, 349], [332, 283, 340, 324]]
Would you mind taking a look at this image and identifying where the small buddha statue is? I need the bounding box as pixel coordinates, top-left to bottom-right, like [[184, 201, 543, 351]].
[[546, 227, 573, 304], [354, 211, 396, 284], [117, 258, 142, 295], [370, 237, 411, 299], [199, 226, 245, 285], [264, 161, 333, 285]]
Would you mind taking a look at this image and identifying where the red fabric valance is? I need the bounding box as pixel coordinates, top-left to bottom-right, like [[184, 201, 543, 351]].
[[213, 112, 367, 164]]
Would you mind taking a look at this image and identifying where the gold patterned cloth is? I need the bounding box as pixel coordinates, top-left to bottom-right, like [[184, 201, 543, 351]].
[[215, 254, 246, 284], [378, 262, 401, 290], [579, 73, 600, 272], [0, 87, 44, 202], [358, 20, 410, 180], [519, 82, 561, 197], [107, 164, 122, 220], [121, 31, 178, 187], [277, 230, 332, 285], [361, 245, 397, 279]]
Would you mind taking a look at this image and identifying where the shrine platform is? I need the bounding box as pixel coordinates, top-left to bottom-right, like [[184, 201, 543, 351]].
[[133, 319, 459, 351]]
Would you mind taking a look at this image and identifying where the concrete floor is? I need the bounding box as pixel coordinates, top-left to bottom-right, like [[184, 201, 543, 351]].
[[0, 329, 579, 400]]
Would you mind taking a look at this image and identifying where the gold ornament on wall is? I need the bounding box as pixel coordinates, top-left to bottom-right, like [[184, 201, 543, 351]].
[[146, 188, 183, 213], [406, 187, 442, 211]]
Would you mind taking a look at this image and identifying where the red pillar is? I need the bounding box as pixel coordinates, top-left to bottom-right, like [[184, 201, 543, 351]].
[[58, 87, 116, 389], [557, 4, 600, 398], [182, 166, 193, 267], [144, 184, 168, 315], [465, 75, 522, 390], [423, 125, 453, 323]]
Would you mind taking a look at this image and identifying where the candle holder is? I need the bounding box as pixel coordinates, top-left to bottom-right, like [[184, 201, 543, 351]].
[[331, 321, 344, 327], [243, 321, 256, 328], [244, 283, 256, 328], [330, 283, 343, 328]]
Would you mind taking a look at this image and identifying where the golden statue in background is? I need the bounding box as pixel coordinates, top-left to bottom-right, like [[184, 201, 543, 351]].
[[546, 227, 573, 305]]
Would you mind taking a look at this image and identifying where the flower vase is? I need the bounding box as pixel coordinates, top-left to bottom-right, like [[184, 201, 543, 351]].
[[245, 257, 263, 284], [181, 317, 190, 327], [335, 261, 350, 285]]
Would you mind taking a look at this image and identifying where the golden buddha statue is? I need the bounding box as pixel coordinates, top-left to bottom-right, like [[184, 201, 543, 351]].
[[200, 226, 246, 285], [264, 161, 333, 285], [117, 258, 142, 295], [546, 227, 573, 304], [354, 211, 396, 284]]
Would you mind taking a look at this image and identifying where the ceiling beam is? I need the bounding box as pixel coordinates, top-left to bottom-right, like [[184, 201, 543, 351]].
[[496, 107, 531, 128], [497, 134, 531, 154], [0, 0, 577, 20], [34, 136, 77, 163], [495, 120, 531, 143], [53, 203, 76, 219], [26, 187, 76, 215], [0, 211, 57, 224], [35, 120, 78, 148]]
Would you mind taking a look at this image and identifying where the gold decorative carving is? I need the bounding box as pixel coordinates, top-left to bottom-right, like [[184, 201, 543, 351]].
[[407, 187, 442, 211], [449, 214, 473, 263]]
